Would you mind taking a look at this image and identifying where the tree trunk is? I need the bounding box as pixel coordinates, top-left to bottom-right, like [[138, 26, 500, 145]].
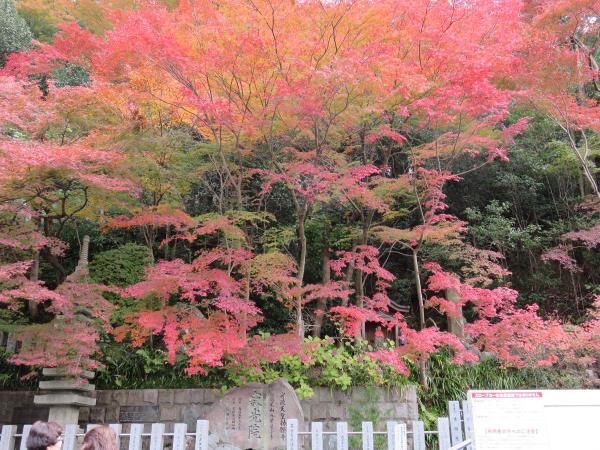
[[164, 224, 171, 260], [561, 127, 600, 199], [355, 268, 365, 341], [412, 249, 425, 330], [418, 358, 429, 389], [354, 213, 372, 340], [241, 265, 251, 341], [143, 225, 155, 264], [446, 287, 465, 340], [341, 245, 357, 307], [313, 223, 330, 338], [40, 247, 66, 284], [412, 248, 429, 389], [296, 209, 308, 338], [28, 249, 40, 318]]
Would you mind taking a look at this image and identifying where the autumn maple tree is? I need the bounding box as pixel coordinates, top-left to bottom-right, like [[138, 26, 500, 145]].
[[1, 0, 600, 386]]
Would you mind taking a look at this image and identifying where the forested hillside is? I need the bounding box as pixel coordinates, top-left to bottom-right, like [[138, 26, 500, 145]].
[[1, 0, 600, 412]]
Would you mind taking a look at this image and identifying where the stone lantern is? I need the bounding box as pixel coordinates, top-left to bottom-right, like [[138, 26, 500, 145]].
[[33, 236, 97, 426]]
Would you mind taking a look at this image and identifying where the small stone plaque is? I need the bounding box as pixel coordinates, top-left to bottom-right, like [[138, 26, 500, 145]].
[[12, 406, 49, 424], [118, 405, 160, 423]]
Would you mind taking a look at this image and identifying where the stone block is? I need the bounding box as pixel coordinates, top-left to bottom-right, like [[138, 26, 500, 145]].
[[332, 390, 349, 402], [189, 390, 204, 403], [112, 391, 129, 405], [174, 389, 192, 404], [405, 385, 418, 403], [375, 403, 393, 419], [95, 390, 112, 405], [386, 385, 416, 403], [407, 403, 419, 420], [43, 367, 94, 379], [143, 390, 159, 404], [311, 404, 329, 421], [314, 387, 333, 402], [393, 404, 409, 419], [350, 387, 368, 402], [90, 407, 106, 424], [202, 389, 221, 404], [385, 387, 400, 402], [48, 405, 80, 426], [127, 390, 145, 405], [160, 405, 181, 421], [39, 380, 95, 392], [183, 404, 208, 427], [105, 407, 118, 423], [328, 403, 345, 421], [300, 393, 319, 406], [300, 400, 312, 419], [158, 390, 174, 404], [34, 393, 96, 407]]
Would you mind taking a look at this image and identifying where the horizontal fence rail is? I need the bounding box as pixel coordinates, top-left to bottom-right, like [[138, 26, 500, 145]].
[[447, 440, 472, 450]]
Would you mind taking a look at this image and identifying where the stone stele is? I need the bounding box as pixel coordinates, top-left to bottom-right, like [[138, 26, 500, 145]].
[[206, 379, 304, 450]]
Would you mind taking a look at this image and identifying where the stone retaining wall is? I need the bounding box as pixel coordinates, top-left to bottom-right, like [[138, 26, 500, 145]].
[[0, 385, 418, 431]]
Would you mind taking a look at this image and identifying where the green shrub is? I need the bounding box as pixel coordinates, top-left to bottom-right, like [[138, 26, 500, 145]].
[[0, 0, 32, 65], [53, 62, 90, 88], [89, 243, 151, 287], [0, 348, 37, 390]]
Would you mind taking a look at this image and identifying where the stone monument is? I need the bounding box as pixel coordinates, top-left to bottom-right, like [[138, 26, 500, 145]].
[[33, 235, 97, 426], [206, 379, 304, 450]]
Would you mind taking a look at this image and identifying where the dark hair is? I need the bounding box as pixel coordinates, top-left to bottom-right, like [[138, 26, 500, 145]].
[[26, 421, 63, 450], [80, 426, 117, 450]]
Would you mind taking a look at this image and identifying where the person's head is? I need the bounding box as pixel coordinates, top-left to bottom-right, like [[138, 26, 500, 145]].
[[26, 421, 63, 450], [80, 426, 117, 450]]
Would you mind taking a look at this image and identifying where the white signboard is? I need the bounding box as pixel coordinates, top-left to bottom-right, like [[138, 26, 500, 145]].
[[469, 391, 549, 449], [468, 390, 600, 450]]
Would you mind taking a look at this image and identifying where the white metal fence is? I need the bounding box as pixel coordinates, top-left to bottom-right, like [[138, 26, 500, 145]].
[[285, 416, 471, 450], [0, 400, 473, 450], [0, 421, 209, 450]]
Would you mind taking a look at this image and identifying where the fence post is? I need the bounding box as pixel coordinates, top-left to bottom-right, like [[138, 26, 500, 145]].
[[62, 424, 77, 450], [361, 422, 373, 450], [393, 423, 407, 450], [448, 401, 464, 445], [461, 401, 474, 450], [0, 425, 17, 450], [173, 423, 187, 450], [109, 424, 122, 449], [19, 425, 32, 450], [336, 422, 348, 450], [195, 420, 209, 450], [411, 421, 426, 450], [287, 419, 298, 450], [386, 421, 397, 450], [128, 424, 144, 450], [311, 422, 323, 450], [149, 423, 165, 450], [437, 418, 451, 450]]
